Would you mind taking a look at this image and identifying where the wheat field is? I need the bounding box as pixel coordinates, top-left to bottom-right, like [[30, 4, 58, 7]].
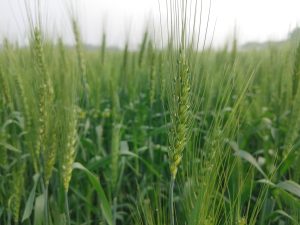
[[0, 1, 300, 225]]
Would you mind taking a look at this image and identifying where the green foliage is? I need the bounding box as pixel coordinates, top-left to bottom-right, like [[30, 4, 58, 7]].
[[0, 4, 300, 225]]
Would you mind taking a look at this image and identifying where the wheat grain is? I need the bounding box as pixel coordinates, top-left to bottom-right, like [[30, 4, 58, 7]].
[[169, 52, 191, 180], [10, 161, 25, 223], [72, 19, 89, 106], [62, 109, 77, 192]]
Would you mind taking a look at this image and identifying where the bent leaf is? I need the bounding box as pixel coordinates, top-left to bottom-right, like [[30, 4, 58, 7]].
[[73, 162, 113, 225], [234, 149, 267, 178], [22, 174, 40, 222], [276, 180, 300, 198]]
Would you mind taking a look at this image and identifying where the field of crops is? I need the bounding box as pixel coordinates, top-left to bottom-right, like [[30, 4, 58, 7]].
[[1, 1, 300, 225]]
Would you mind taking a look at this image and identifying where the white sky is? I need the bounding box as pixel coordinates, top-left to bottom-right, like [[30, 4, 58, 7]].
[[0, 0, 300, 48]]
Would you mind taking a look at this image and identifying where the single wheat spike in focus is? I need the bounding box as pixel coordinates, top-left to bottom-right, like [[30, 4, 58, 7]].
[[169, 52, 191, 180]]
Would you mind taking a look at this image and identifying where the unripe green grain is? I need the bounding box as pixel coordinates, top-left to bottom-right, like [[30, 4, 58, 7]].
[[158, 52, 166, 101], [169, 52, 191, 180], [15, 73, 31, 130], [111, 123, 121, 190], [44, 126, 57, 187], [0, 64, 12, 108], [0, 132, 7, 166], [285, 95, 300, 148], [138, 31, 148, 67], [72, 19, 89, 106], [33, 28, 54, 162], [101, 33, 106, 65], [62, 110, 77, 192], [122, 42, 129, 71], [10, 161, 25, 223], [148, 42, 156, 107], [292, 42, 300, 98]]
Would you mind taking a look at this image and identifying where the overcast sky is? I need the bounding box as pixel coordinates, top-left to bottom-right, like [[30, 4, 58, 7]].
[[0, 0, 300, 48]]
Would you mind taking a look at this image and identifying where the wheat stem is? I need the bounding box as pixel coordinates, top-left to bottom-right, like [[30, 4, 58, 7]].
[[65, 191, 71, 225], [169, 177, 175, 225], [44, 185, 49, 225]]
